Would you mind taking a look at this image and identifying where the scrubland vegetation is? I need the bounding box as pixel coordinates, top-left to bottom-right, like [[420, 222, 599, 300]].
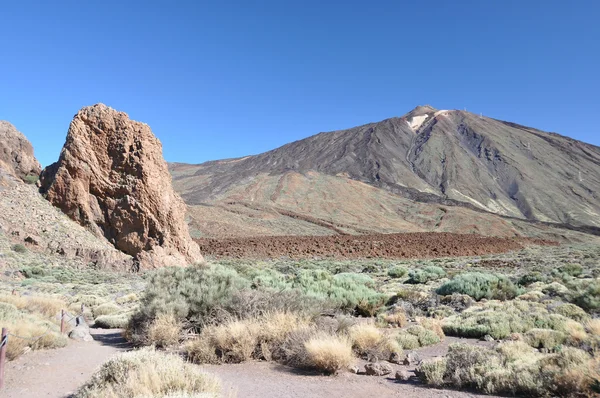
[[2, 242, 600, 396]]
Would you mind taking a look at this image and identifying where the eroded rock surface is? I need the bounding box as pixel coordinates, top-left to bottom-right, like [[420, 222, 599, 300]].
[[0, 121, 41, 182], [40, 104, 202, 268]]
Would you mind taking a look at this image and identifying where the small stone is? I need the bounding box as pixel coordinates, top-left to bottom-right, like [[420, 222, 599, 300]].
[[482, 334, 494, 342], [389, 352, 402, 364], [365, 362, 393, 376], [349, 365, 360, 374], [69, 325, 93, 342], [403, 351, 421, 366], [395, 370, 411, 381]]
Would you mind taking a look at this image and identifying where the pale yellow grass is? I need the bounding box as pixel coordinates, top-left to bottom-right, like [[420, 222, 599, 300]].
[[382, 310, 407, 327], [417, 317, 445, 339], [0, 294, 66, 318], [304, 333, 355, 374], [3, 319, 67, 360], [75, 348, 222, 398], [585, 318, 600, 337], [93, 302, 122, 317], [147, 313, 180, 348], [348, 323, 383, 355]]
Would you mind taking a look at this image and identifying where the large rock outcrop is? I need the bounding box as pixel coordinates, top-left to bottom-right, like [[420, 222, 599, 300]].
[[0, 121, 41, 182], [40, 104, 203, 269]]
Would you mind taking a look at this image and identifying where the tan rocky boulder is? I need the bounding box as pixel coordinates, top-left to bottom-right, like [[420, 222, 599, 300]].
[[40, 104, 203, 269], [0, 121, 42, 182]]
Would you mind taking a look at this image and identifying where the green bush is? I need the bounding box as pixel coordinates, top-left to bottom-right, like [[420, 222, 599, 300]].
[[524, 328, 566, 349], [11, 244, 27, 254], [407, 266, 446, 284], [396, 325, 441, 348], [552, 303, 589, 322], [558, 263, 583, 277], [574, 281, 600, 313], [436, 272, 520, 301], [443, 300, 573, 339], [128, 264, 388, 345], [518, 271, 547, 286], [95, 313, 132, 329], [387, 266, 408, 279], [22, 174, 39, 184], [417, 343, 599, 396]]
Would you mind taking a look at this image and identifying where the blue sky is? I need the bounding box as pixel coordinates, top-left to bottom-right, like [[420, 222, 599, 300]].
[[1, 1, 598, 167]]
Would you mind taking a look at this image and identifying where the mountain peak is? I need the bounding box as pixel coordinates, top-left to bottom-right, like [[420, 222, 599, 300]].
[[405, 105, 438, 117], [403, 105, 438, 130]]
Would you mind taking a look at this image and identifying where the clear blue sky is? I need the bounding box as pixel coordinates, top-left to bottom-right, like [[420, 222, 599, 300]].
[[1, 0, 598, 167]]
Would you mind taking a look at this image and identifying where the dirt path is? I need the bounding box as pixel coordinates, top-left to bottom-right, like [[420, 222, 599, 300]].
[[2, 328, 130, 398], [3, 331, 496, 398]]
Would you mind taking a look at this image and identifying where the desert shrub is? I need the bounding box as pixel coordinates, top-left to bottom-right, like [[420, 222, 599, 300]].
[[524, 328, 567, 349], [71, 295, 108, 308], [553, 303, 589, 322], [443, 300, 574, 339], [116, 293, 138, 305], [11, 244, 27, 253], [558, 263, 583, 277], [518, 271, 547, 286], [547, 348, 600, 396], [418, 342, 600, 396], [94, 313, 132, 329], [0, 314, 67, 360], [186, 312, 311, 364], [93, 302, 121, 317], [387, 266, 408, 279], [396, 333, 420, 349], [397, 325, 440, 348], [348, 323, 401, 361], [542, 282, 571, 299], [407, 266, 446, 284], [303, 333, 355, 375], [585, 318, 600, 337], [378, 309, 407, 327], [574, 281, 600, 313], [415, 358, 447, 386], [0, 294, 66, 319], [146, 313, 181, 348], [127, 265, 250, 343], [75, 348, 221, 398], [418, 317, 445, 339], [436, 272, 519, 301], [295, 271, 387, 315], [22, 174, 39, 184]]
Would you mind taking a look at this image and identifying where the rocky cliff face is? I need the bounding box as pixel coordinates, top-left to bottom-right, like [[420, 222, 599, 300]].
[[40, 104, 203, 269], [0, 121, 41, 182]]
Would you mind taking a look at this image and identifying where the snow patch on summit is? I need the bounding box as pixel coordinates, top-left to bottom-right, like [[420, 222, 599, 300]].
[[407, 115, 429, 130]]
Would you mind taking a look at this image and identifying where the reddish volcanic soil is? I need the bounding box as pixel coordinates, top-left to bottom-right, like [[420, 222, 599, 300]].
[[196, 232, 557, 259]]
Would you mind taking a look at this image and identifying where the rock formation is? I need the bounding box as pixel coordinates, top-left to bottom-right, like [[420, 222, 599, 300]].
[[40, 104, 203, 269], [0, 121, 41, 182]]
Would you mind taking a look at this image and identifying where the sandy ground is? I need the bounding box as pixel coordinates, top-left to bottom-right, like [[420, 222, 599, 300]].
[[3, 328, 130, 398], [2, 330, 497, 398]]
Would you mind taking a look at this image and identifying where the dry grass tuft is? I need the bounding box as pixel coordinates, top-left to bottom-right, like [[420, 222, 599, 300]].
[[93, 303, 121, 317], [417, 317, 445, 339], [304, 333, 355, 375], [0, 294, 66, 318], [585, 318, 600, 337], [147, 313, 181, 348], [74, 348, 222, 398]]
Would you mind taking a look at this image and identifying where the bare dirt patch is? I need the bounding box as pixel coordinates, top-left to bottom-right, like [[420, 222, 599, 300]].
[[196, 232, 556, 259]]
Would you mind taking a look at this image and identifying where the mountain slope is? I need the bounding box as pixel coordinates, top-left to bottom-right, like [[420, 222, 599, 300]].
[[170, 106, 600, 238]]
